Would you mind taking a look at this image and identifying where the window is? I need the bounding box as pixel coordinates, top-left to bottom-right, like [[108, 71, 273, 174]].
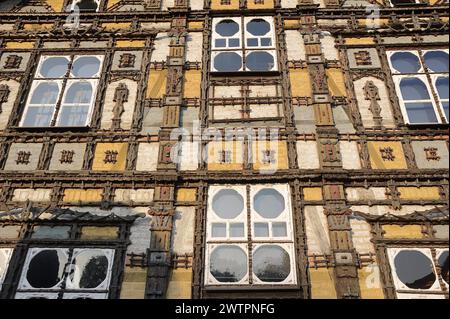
[[20, 55, 104, 128], [205, 184, 296, 286], [67, 0, 101, 12], [389, 0, 419, 6], [0, 248, 13, 291], [388, 50, 449, 124], [387, 248, 449, 299], [211, 17, 277, 73]]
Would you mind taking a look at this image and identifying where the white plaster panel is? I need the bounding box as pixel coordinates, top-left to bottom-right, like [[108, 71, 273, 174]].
[[101, 79, 137, 130], [151, 33, 171, 62], [304, 206, 331, 254], [340, 141, 362, 170], [172, 206, 195, 254], [285, 30, 306, 61], [297, 141, 320, 169], [12, 188, 52, 202], [135, 143, 159, 171], [186, 32, 203, 63]]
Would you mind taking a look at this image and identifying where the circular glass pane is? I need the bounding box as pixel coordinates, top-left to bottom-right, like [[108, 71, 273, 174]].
[[424, 51, 449, 73], [253, 245, 291, 282], [436, 77, 449, 99], [70, 250, 109, 289], [215, 20, 239, 37], [247, 19, 271, 36], [30, 82, 60, 104], [26, 250, 67, 288], [213, 52, 242, 72], [253, 188, 285, 219], [40, 57, 69, 78], [76, 0, 99, 11], [390, 52, 421, 73], [72, 56, 101, 77], [212, 189, 244, 219], [394, 250, 436, 289], [400, 78, 430, 100], [246, 51, 275, 72], [64, 82, 93, 104], [438, 251, 449, 285], [210, 245, 247, 283]]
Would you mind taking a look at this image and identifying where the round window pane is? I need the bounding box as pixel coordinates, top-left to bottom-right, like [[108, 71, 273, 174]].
[[215, 20, 240, 37], [210, 245, 247, 283], [436, 77, 449, 100], [400, 78, 431, 100], [438, 251, 449, 285], [246, 51, 275, 72], [64, 82, 93, 104], [212, 189, 244, 219], [394, 250, 436, 289], [213, 52, 242, 72], [390, 52, 421, 73], [76, 0, 99, 11], [72, 56, 101, 77], [253, 188, 285, 219], [40, 57, 69, 78], [246, 19, 271, 36], [30, 82, 60, 104], [70, 250, 109, 289], [253, 245, 291, 283], [26, 250, 67, 288], [424, 51, 449, 73]]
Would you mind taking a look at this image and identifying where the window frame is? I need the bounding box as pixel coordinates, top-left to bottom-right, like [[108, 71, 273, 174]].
[[67, 0, 102, 12]]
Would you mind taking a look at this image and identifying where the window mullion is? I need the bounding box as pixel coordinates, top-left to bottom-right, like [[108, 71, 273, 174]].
[[246, 185, 253, 284], [50, 55, 74, 127]]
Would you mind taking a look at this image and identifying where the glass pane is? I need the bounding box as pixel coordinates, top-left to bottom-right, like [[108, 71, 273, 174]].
[[21, 106, 54, 127], [39, 57, 69, 78], [69, 250, 109, 289], [76, 0, 98, 11], [246, 19, 271, 36], [442, 102, 449, 121], [228, 38, 240, 47], [229, 223, 245, 238], [211, 223, 226, 237], [31, 226, 71, 239], [424, 51, 449, 72], [405, 102, 438, 124], [72, 56, 101, 78], [64, 82, 93, 104], [215, 39, 226, 48], [213, 52, 242, 72], [436, 77, 449, 99], [210, 245, 247, 283], [247, 38, 259, 47], [30, 82, 60, 104], [212, 189, 244, 219], [253, 188, 285, 219], [438, 251, 449, 285], [253, 245, 291, 283], [26, 249, 67, 289], [254, 222, 269, 237], [246, 51, 275, 72], [261, 38, 272, 46], [390, 52, 421, 73], [272, 222, 287, 237], [394, 250, 436, 289], [58, 104, 90, 126], [215, 20, 240, 37], [400, 78, 431, 100]]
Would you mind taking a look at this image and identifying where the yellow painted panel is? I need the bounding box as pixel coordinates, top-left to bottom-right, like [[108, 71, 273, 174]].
[[147, 70, 167, 98], [345, 37, 375, 45], [63, 189, 103, 202], [107, 0, 122, 8], [210, 0, 240, 9], [309, 268, 337, 299], [303, 187, 323, 201], [358, 267, 385, 299], [247, 0, 274, 9], [382, 225, 423, 239], [367, 141, 408, 170], [284, 19, 300, 29], [120, 267, 147, 299], [92, 143, 128, 171], [183, 70, 202, 99], [326, 68, 347, 97], [5, 41, 34, 49], [252, 141, 289, 171], [357, 19, 389, 26], [80, 226, 119, 240], [166, 269, 192, 299], [429, 0, 440, 4], [207, 141, 244, 171], [116, 40, 146, 48], [102, 22, 132, 30], [23, 23, 53, 31], [188, 21, 204, 30], [45, 0, 64, 12], [397, 187, 441, 200], [290, 68, 312, 97], [177, 188, 197, 202]]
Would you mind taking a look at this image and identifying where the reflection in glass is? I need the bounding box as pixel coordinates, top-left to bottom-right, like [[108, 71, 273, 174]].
[[394, 250, 436, 289], [213, 52, 242, 72], [272, 222, 287, 237], [424, 51, 449, 73], [64, 82, 93, 104], [26, 249, 67, 288], [436, 77, 449, 99], [229, 223, 245, 238], [390, 52, 421, 73], [254, 223, 269, 237], [400, 78, 430, 100], [30, 82, 60, 104], [253, 188, 285, 218], [246, 51, 275, 71], [438, 251, 449, 285], [253, 245, 290, 282], [31, 226, 71, 239], [210, 246, 247, 283], [21, 106, 54, 127], [70, 250, 109, 289], [212, 223, 227, 237], [72, 56, 101, 78], [405, 102, 438, 123], [40, 57, 69, 78], [212, 189, 244, 219], [58, 105, 90, 126]]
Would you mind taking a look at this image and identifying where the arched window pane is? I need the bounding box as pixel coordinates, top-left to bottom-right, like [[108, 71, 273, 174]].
[[405, 102, 438, 124], [64, 82, 93, 104], [72, 56, 101, 78], [246, 51, 275, 71], [391, 52, 421, 73], [30, 82, 60, 104], [424, 51, 449, 73], [215, 20, 239, 37], [400, 78, 430, 100], [436, 77, 449, 100], [39, 57, 69, 78]]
